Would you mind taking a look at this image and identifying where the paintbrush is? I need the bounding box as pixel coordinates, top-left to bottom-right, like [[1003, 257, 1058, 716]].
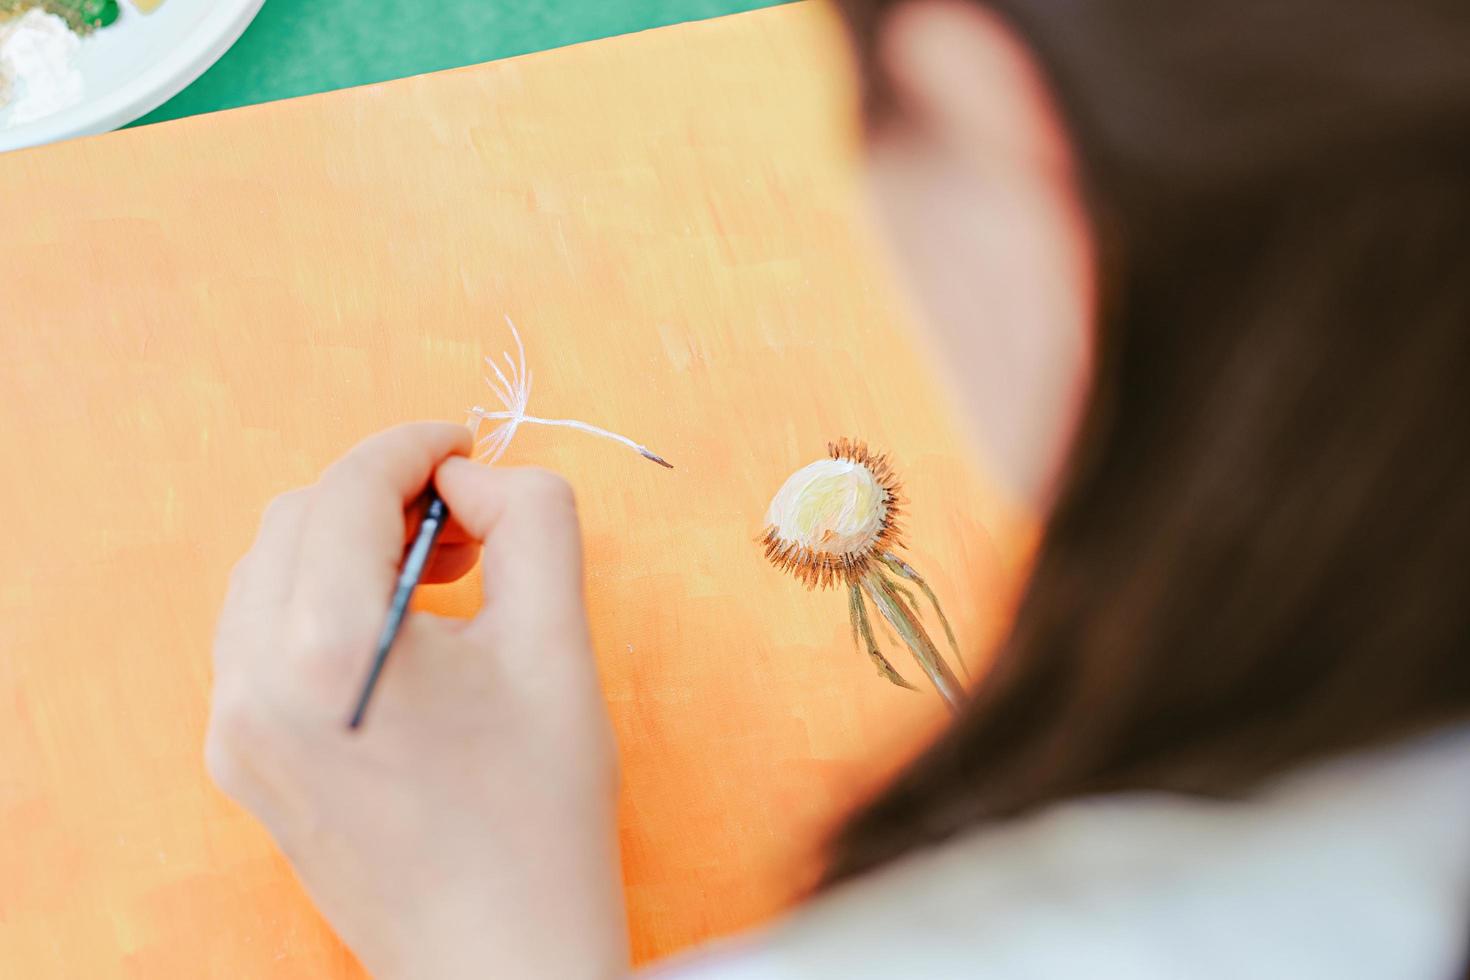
[[348, 412, 672, 729], [347, 488, 449, 730]]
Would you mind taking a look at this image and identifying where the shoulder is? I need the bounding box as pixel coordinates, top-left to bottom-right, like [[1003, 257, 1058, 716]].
[[646, 724, 1470, 980]]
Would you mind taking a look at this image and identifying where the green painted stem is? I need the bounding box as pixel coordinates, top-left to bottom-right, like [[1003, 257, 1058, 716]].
[[849, 584, 917, 690], [881, 553, 969, 680], [862, 572, 965, 713]]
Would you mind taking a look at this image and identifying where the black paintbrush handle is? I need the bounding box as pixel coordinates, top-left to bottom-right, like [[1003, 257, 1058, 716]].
[[347, 490, 449, 730]]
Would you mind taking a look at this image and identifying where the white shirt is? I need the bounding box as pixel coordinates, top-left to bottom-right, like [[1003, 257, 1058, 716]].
[[648, 724, 1470, 979]]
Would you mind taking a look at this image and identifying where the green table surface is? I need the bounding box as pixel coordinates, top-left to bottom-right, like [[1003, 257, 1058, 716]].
[[135, 0, 791, 127]]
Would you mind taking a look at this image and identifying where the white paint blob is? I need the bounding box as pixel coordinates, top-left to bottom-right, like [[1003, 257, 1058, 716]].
[[0, 10, 83, 129], [766, 457, 887, 557]]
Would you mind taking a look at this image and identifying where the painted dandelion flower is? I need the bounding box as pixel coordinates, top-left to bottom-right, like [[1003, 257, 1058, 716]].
[[468, 316, 672, 469], [762, 440, 967, 712]]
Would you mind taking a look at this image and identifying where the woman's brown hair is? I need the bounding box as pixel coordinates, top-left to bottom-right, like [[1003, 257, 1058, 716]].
[[826, 0, 1470, 889]]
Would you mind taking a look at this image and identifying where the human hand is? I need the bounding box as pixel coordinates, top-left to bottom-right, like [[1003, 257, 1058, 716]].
[[206, 422, 628, 978]]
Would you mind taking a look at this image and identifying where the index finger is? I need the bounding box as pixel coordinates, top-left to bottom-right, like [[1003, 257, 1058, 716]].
[[287, 422, 472, 679], [432, 456, 587, 649]]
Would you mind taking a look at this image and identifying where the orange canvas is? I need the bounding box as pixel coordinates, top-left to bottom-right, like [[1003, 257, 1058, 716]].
[[0, 3, 1031, 974]]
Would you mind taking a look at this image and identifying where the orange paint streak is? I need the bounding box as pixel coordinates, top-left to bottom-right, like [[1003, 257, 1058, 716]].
[[0, 3, 1033, 974]]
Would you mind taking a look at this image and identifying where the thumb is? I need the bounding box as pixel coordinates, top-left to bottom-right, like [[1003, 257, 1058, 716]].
[[432, 457, 588, 644]]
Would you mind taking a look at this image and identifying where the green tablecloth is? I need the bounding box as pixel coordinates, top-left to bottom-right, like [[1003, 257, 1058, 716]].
[[135, 0, 790, 127]]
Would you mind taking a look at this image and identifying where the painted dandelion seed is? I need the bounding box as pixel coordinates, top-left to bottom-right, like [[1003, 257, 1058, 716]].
[[762, 440, 967, 712], [468, 316, 673, 469]]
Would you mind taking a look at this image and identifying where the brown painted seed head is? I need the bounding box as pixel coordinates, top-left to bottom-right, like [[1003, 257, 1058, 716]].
[[761, 439, 906, 589]]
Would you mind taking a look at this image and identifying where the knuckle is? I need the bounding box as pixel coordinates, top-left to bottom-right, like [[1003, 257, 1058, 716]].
[[507, 467, 577, 512], [320, 452, 375, 490], [261, 487, 310, 526], [209, 686, 255, 743], [286, 606, 342, 660], [227, 487, 310, 597], [205, 690, 257, 791], [285, 608, 372, 693], [224, 555, 253, 593]]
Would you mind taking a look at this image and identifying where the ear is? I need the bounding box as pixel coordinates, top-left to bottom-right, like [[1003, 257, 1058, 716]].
[[875, 0, 1073, 178], [862, 1, 1096, 506]]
